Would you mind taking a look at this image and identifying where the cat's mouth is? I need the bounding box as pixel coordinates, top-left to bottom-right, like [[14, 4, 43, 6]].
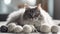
[[27, 18, 38, 22]]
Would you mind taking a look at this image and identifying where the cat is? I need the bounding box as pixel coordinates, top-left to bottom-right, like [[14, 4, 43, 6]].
[[6, 4, 55, 28]]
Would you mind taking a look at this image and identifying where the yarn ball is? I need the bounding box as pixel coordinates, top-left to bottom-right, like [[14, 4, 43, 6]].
[[51, 26, 58, 32], [40, 25, 51, 32], [7, 23, 16, 32], [23, 24, 32, 33], [13, 25, 23, 33], [0, 25, 8, 32]]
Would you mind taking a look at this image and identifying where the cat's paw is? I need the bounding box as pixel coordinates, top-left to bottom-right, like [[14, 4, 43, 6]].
[[51, 26, 58, 33], [29, 25, 38, 33], [35, 26, 41, 32], [40, 25, 51, 33]]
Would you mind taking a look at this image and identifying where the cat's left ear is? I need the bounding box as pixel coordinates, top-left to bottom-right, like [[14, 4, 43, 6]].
[[24, 4, 30, 9], [37, 4, 41, 10]]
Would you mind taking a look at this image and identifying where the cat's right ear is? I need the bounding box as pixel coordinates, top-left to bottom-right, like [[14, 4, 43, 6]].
[[37, 4, 41, 10]]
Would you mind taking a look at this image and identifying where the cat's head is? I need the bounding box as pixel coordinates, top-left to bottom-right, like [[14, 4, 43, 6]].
[[23, 4, 42, 20]]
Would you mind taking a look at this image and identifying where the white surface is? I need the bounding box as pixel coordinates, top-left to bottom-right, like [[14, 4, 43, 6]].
[[0, 21, 7, 27]]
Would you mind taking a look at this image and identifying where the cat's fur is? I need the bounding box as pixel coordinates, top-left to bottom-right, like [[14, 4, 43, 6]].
[[6, 4, 55, 28]]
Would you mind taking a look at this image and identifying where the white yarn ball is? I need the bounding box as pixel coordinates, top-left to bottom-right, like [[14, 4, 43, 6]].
[[51, 26, 58, 32], [40, 25, 51, 32], [13, 25, 23, 33], [7, 23, 16, 32], [23, 24, 32, 33]]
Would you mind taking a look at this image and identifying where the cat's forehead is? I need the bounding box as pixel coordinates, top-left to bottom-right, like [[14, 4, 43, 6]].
[[26, 7, 37, 10], [26, 6, 37, 9], [25, 6, 40, 12]]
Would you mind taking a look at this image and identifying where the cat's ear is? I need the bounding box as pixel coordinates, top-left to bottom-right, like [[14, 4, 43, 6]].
[[37, 4, 41, 10], [24, 4, 30, 9]]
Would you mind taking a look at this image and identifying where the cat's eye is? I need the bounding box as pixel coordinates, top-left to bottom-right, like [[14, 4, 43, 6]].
[[35, 13, 40, 17], [28, 15, 32, 18], [35, 15, 38, 17]]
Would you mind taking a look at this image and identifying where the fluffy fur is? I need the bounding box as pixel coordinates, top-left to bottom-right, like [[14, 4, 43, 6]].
[[38, 4, 56, 28]]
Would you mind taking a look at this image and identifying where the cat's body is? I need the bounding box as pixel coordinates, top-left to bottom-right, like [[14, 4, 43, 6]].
[[7, 8, 43, 27], [6, 4, 55, 28]]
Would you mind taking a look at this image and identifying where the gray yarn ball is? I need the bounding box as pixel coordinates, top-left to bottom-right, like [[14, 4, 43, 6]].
[[51, 26, 58, 32]]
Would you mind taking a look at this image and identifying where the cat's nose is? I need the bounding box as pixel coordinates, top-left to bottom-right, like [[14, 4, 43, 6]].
[[31, 16, 34, 19]]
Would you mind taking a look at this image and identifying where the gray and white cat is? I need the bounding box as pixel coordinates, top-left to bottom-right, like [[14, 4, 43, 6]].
[[6, 4, 55, 28]]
